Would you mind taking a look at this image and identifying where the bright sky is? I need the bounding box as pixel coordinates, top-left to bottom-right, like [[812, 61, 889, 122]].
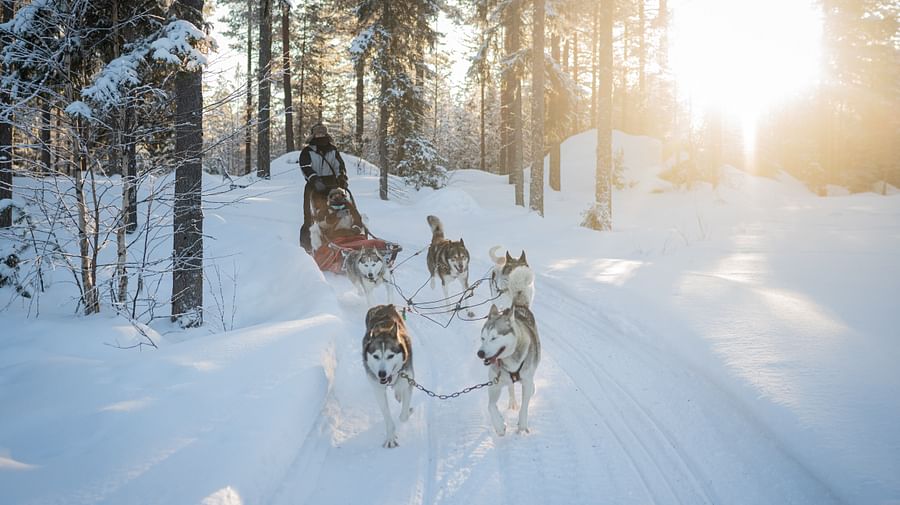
[[669, 0, 823, 122], [206, 0, 825, 136]]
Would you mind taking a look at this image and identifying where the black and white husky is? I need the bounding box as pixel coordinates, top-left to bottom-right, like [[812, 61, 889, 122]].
[[345, 246, 393, 307], [489, 246, 535, 308], [426, 215, 470, 299], [477, 303, 541, 436], [363, 304, 414, 448]]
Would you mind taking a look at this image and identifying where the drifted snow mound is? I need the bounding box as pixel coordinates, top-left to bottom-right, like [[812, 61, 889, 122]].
[[415, 186, 480, 215], [550, 129, 663, 193]]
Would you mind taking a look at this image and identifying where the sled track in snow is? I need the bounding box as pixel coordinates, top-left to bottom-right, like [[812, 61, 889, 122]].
[[535, 277, 717, 505]]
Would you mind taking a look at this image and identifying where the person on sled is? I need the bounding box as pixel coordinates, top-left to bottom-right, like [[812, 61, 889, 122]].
[[299, 123, 349, 253]]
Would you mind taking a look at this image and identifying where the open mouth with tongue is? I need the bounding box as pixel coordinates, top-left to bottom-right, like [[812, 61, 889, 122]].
[[483, 346, 505, 366], [379, 375, 391, 385]]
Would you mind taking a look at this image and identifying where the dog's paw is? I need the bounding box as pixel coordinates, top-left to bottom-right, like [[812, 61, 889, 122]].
[[399, 407, 413, 422], [517, 425, 530, 435], [383, 435, 399, 448], [507, 398, 519, 411], [494, 424, 507, 436]]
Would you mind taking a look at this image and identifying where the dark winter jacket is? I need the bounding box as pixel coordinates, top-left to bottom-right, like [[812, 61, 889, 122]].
[[299, 141, 346, 181]]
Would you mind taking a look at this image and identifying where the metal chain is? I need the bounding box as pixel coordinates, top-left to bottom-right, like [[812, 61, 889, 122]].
[[399, 372, 498, 400]]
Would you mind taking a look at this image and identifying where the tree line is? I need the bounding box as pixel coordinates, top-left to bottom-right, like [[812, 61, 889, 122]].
[[0, 0, 896, 328]]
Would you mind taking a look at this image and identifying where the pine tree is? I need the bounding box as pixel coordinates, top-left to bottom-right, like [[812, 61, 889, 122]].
[[256, 0, 272, 179], [0, 0, 12, 229], [281, 0, 294, 152], [584, 0, 613, 231], [171, 0, 205, 327], [530, 0, 545, 215], [355, 0, 445, 198]]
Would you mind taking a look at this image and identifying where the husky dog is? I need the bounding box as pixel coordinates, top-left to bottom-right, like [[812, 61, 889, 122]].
[[345, 246, 393, 306], [312, 188, 365, 250], [426, 215, 470, 299], [477, 303, 541, 436], [489, 247, 534, 308], [363, 304, 415, 448]]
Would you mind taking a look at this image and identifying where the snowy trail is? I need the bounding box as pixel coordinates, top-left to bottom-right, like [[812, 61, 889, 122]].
[[267, 243, 840, 504]]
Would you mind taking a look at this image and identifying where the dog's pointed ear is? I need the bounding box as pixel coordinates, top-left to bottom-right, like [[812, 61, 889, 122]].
[[505, 251, 513, 262], [519, 251, 527, 263], [488, 304, 500, 318], [459, 238, 465, 246]]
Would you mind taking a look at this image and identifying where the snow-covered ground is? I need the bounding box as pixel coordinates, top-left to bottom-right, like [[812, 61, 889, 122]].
[[1, 131, 898, 505]]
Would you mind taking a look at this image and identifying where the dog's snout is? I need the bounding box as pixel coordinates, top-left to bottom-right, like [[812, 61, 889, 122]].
[[477, 350, 485, 359], [377, 370, 386, 378]]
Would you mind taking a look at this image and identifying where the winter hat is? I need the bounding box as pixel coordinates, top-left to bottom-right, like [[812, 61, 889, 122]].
[[306, 123, 331, 143]]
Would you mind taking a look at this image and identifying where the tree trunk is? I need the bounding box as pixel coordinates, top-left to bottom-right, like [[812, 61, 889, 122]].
[[40, 99, 52, 175], [257, 0, 272, 179], [377, 1, 390, 200], [500, 39, 510, 175], [172, 0, 205, 327], [573, 31, 579, 133], [530, 0, 545, 215], [587, 0, 613, 231], [113, 0, 128, 306], [480, 69, 486, 172], [590, 3, 598, 129], [124, 103, 137, 232], [510, 0, 524, 205], [638, 0, 646, 133], [281, 0, 294, 152], [0, 0, 13, 228], [550, 31, 561, 191], [621, 18, 629, 132], [355, 55, 364, 150], [298, 13, 307, 143], [244, 0, 253, 175], [75, 137, 98, 314]]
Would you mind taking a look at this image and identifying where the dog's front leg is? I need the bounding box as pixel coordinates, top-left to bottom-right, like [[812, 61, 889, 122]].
[[363, 285, 374, 307], [487, 382, 506, 436], [507, 383, 518, 411], [371, 382, 398, 448], [384, 277, 394, 304], [397, 378, 413, 422], [517, 378, 535, 434]]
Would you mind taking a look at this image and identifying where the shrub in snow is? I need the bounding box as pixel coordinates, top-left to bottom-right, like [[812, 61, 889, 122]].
[[0, 201, 34, 299]]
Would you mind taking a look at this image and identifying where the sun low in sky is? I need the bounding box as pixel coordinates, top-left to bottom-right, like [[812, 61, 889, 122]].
[[669, 0, 823, 126]]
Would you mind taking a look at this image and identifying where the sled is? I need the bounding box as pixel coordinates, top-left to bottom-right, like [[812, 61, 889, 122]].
[[307, 184, 402, 273], [313, 234, 402, 274]]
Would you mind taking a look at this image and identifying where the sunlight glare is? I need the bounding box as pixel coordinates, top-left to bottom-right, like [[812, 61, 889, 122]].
[[670, 0, 822, 124]]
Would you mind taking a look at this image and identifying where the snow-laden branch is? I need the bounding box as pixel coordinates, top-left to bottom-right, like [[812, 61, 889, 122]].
[[150, 20, 208, 70]]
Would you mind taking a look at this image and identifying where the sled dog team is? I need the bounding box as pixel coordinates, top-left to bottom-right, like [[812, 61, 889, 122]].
[[360, 215, 540, 448]]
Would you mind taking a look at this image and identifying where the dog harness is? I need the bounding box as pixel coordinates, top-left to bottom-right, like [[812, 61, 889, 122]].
[[498, 358, 526, 383]]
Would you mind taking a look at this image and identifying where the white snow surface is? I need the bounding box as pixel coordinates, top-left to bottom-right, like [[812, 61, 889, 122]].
[[1, 130, 899, 505]]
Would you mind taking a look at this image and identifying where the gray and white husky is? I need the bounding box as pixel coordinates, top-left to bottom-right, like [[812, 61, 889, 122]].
[[477, 303, 541, 435], [489, 246, 535, 308], [345, 246, 393, 306], [363, 304, 415, 448], [426, 215, 470, 299]]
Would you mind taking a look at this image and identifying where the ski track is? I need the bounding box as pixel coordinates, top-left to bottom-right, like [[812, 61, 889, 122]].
[[537, 278, 715, 505], [267, 249, 834, 504]]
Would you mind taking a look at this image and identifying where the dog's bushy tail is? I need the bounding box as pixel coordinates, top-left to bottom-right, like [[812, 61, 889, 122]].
[[508, 267, 535, 308], [426, 215, 444, 244], [488, 245, 505, 266]]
